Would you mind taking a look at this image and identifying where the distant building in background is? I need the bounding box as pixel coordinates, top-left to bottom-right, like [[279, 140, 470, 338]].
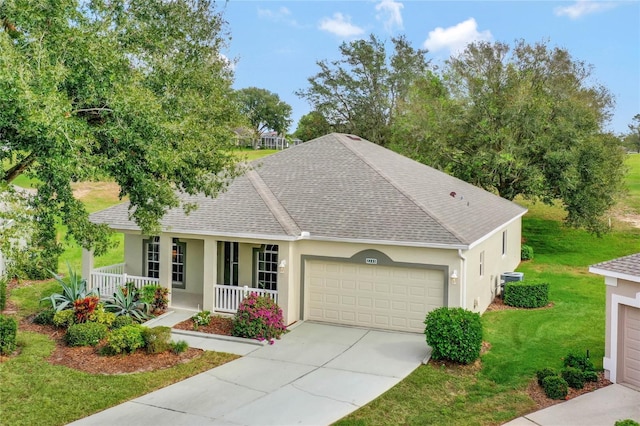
[[258, 131, 302, 150], [233, 128, 302, 150]]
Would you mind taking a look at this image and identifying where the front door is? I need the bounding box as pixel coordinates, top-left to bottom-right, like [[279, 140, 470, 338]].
[[223, 241, 239, 286]]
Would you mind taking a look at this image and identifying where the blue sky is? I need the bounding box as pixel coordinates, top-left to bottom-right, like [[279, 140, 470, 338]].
[[220, 1, 639, 135]]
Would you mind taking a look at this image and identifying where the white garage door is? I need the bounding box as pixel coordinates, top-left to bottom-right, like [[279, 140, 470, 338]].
[[622, 306, 640, 388], [306, 260, 444, 333]]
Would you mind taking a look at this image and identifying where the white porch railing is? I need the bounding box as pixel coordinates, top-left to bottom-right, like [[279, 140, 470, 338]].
[[90, 265, 160, 298], [214, 285, 278, 313], [93, 263, 125, 275]]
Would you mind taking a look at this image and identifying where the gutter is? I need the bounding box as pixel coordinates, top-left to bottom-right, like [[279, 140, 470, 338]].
[[458, 248, 467, 309]]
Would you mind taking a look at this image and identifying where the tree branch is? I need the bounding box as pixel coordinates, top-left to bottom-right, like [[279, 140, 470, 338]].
[[3, 152, 36, 183]]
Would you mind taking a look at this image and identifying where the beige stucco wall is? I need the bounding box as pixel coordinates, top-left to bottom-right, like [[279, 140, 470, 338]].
[[604, 278, 640, 381], [124, 234, 144, 276], [115, 217, 522, 327], [464, 219, 523, 313]]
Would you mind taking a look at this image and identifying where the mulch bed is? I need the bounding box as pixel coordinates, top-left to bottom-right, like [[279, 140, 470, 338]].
[[15, 320, 204, 375], [526, 372, 612, 410], [485, 295, 554, 312], [172, 315, 234, 336]]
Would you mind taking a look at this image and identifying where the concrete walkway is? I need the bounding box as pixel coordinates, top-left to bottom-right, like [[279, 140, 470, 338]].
[[70, 316, 429, 426], [504, 384, 640, 426]]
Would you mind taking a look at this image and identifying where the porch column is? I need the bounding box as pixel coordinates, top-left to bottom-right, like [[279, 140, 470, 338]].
[[82, 248, 94, 290], [202, 237, 217, 311], [159, 234, 173, 306]]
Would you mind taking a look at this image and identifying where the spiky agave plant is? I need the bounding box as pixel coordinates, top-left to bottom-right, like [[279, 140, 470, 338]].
[[41, 262, 99, 312]]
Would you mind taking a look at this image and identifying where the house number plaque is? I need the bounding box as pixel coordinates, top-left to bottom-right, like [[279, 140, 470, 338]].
[[365, 258, 378, 265]]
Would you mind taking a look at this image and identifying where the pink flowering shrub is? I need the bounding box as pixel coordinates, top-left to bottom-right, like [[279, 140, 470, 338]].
[[231, 293, 286, 343]]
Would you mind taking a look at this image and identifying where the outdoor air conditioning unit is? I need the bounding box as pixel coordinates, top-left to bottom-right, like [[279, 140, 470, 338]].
[[500, 272, 524, 297]]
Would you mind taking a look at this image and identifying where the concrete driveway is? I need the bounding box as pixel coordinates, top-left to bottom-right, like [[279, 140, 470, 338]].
[[504, 384, 640, 426], [70, 322, 429, 425]]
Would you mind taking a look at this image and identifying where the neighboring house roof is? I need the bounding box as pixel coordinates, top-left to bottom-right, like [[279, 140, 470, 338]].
[[590, 253, 640, 283], [90, 133, 527, 249]]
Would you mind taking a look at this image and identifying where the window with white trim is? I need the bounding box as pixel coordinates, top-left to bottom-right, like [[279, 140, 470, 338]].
[[480, 250, 485, 277], [256, 244, 278, 291], [172, 239, 186, 288], [502, 230, 507, 256], [144, 237, 186, 288], [145, 237, 160, 279]]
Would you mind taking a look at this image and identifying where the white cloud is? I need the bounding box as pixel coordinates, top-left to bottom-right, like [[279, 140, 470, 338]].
[[423, 18, 492, 55], [375, 0, 404, 32], [319, 13, 365, 38], [554, 1, 617, 19], [257, 6, 300, 27]]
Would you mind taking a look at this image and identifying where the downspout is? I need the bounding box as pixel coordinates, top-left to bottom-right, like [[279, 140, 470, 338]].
[[458, 249, 467, 309]]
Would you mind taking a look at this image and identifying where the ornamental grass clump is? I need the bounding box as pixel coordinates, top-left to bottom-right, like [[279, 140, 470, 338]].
[[232, 293, 286, 343]]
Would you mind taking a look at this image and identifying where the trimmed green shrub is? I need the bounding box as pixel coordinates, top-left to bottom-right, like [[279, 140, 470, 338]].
[[561, 367, 585, 389], [424, 307, 483, 365], [104, 324, 144, 354], [142, 326, 171, 354], [53, 309, 75, 328], [563, 350, 595, 372], [33, 308, 55, 325], [0, 315, 17, 355], [0, 277, 7, 311], [191, 311, 211, 330], [504, 281, 549, 308], [111, 315, 134, 330], [66, 322, 108, 347], [541, 375, 568, 400], [232, 293, 286, 343], [88, 304, 116, 327], [583, 370, 599, 382], [536, 367, 557, 386], [170, 340, 189, 354], [615, 420, 640, 426], [521, 244, 534, 260]]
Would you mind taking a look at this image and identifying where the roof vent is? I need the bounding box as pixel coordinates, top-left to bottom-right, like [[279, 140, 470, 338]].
[[346, 135, 361, 141]]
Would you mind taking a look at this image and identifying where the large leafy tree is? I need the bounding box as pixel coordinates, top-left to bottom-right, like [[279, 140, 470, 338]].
[[626, 114, 640, 153], [392, 40, 626, 234], [236, 87, 292, 140], [0, 0, 241, 273], [293, 111, 332, 142], [296, 34, 429, 146]]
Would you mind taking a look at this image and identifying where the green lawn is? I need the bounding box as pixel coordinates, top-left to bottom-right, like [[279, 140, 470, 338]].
[[1, 279, 239, 426], [625, 154, 640, 213]]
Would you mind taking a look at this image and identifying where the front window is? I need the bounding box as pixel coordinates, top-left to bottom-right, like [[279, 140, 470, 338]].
[[145, 237, 186, 288], [172, 239, 186, 288], [146, 237, 160, 279], [257, 244, 278, 291]]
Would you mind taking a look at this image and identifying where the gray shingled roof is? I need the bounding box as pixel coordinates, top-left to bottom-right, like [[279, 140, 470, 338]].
[[90, 133, 527, 248], [590, 253, 640, 281]]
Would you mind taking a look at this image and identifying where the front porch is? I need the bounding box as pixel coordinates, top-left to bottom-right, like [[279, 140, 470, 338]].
[[88, 263, 278, 313]]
